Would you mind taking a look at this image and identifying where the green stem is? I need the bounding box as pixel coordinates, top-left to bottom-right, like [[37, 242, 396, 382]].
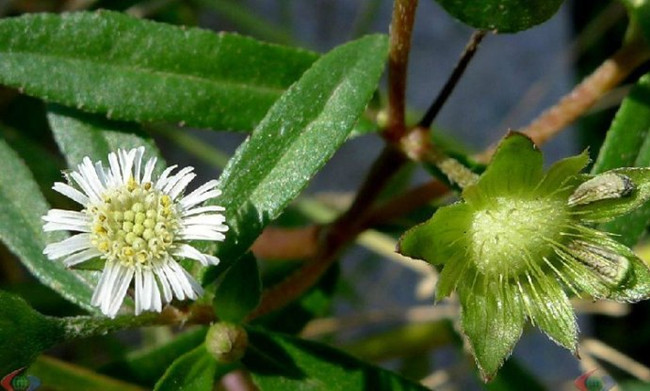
[[400, 126, 478, 188], [60, 313, 163, 340]]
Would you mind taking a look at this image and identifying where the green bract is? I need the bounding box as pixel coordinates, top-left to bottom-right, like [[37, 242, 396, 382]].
[[398, 132, 650, 380]]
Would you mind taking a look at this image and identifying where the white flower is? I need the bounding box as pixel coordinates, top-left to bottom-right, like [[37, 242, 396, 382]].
[[42, 147, 228, 318]]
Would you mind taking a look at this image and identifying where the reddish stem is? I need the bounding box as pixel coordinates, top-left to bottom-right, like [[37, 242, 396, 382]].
[[385, 0, 419, 142], [478, 37, 650, 162]]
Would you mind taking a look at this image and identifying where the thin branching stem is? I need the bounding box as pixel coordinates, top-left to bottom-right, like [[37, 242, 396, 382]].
[[419, 30, 487, 129]]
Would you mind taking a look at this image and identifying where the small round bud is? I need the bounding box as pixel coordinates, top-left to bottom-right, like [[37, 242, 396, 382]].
[[205, 322, 248, 363]]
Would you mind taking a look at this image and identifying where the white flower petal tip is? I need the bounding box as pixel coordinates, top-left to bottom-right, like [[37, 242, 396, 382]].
[[42, 147, 226, 317]]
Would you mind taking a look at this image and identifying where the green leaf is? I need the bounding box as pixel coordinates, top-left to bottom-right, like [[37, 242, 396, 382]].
[[243, 327, 429, 390], [0, 291, 66, 376], [398, 203, 473, 265], [537, 151, 590, 195], [434, 0, 564, 33], [47, 104, 162, 168], [28, 356, 146, 391], [214, 253, 261, 323], [457, 278, 525, 381], [592, 74, 650, 172], [467, 132, 543, 200], [211, 34, 388, 269], [101, 327, 207, 386], [0, 11, 318, 131], [0, 139, 96, 312], [591, 73, 650, 246], [153, 345, 218, 391], [523, 275, 577, 352]]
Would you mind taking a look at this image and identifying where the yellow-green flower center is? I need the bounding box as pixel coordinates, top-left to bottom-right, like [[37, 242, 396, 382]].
[[88, 178, 179, 268], [470, 197, 566, 276]]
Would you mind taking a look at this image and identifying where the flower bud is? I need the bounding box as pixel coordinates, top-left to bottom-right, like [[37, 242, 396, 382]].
[[205, 322, 248, 363]]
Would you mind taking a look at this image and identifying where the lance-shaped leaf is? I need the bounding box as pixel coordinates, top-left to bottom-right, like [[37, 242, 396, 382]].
[[0, 140, 96, 312], [0, 11, 318, 131], [210, 34, 388, 269]]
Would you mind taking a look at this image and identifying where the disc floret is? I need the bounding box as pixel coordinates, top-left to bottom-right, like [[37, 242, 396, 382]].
[[89, 178, 179, 269]]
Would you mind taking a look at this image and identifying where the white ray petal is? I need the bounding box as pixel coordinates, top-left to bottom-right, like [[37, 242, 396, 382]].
[[91, 261, 121, 307], [105, 266, 134, 318], [94, 161, 109, 187], [142, 156, 157, 184], [167, 172, 196, 200], [168, 261, 200, 299], [63, 248, 101, 266], [108, 151, 123, 185], [134, 269, 144, 315], [154, 264, 173, 303], [133, 147, 145, 183], [44, 233, 92, 259], [43, 221, 91, 233], [179, 180, 220, 209], [178, 265, 203, 298], [181, 205, 225, 217], [70, 171, 101, 203], [160, 263, 186, 300], [179, 227, 226, 241], [173, 244, 210, 266], [43, 209, 89, 223], [162, 167, 194, 194], [52, 182, 89, 205], [181, 214, 227, 227], [144, 270, 162, 312], [118, 149, 135, 183], [155, 165, 178, 190], [79, 157, 106, 195]]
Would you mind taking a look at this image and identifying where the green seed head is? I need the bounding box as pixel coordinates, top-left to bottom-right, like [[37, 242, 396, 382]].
[[470, 196, 567, 276]]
